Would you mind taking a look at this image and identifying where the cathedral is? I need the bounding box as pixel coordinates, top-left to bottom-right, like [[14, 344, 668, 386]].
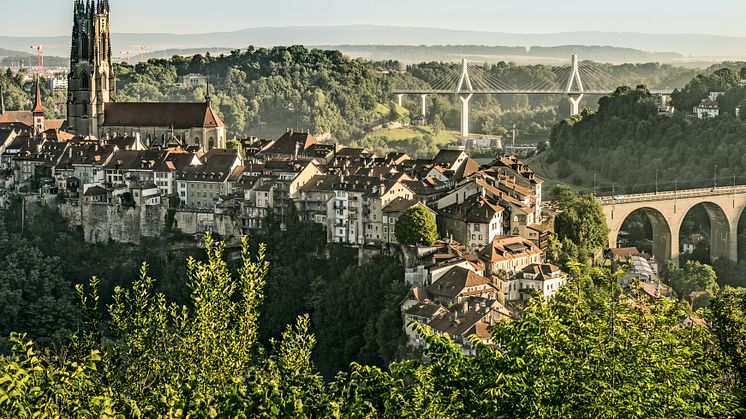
[[66, 0, 226, 149]]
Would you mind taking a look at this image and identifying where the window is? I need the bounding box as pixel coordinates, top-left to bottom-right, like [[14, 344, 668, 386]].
[[80, 72, 89, 89], [81, 34, 89, 60]]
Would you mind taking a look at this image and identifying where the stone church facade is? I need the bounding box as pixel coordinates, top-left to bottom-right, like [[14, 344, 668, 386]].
[[66, 0, 226, 149]]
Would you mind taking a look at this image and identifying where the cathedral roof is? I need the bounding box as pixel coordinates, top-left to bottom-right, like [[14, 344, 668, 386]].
[[102, 102, 224, 129]]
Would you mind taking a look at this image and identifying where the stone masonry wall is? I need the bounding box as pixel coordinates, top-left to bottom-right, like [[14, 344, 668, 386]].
[[57, 200, 167, 245]]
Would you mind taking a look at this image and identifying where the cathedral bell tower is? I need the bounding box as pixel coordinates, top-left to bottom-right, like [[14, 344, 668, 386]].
[[67, 0, 115, 138]]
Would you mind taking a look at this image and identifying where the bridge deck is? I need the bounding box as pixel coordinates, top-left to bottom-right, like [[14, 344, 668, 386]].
[[393, 90, 673, 95], [597, 186, 746, 205]]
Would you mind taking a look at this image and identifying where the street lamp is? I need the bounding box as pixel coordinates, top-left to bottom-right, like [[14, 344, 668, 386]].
[[714, 164, 718, 189], [655, 169, 659, 194]]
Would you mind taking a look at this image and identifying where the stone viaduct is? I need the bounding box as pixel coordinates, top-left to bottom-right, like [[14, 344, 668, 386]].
[[598, 186, 746, 265]]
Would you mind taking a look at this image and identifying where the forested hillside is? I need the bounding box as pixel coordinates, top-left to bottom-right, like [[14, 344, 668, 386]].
[[1, 46, 738, 154], [2, 236, 744, 416], [545, 70, 746, 194], [113, 50, 706, 145], [0, 200, 406, 378]]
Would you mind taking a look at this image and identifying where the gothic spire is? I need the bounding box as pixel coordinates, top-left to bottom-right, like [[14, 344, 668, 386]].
[[205, 73, 211, 106], [32, 76, 44, 115]]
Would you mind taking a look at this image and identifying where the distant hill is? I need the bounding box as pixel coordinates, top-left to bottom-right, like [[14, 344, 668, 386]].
[[0, 48, 29, 57], [318, 45, 684, 65], [0, 47, 68, 69], [2, 25, 745, 65]]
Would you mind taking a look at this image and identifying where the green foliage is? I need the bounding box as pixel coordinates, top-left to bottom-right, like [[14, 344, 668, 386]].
[[394, 206, 437, 246], [309, 254, 407, 377], [0, 334, 117, 418], [662, 260, 719, 307], [548, 79, 746, 193], [671, 67, 741, 112], [0, 222, 79, 349], [710, 287, 746, 408], [256, 212, 408, 377], [551, 185, 609, 262], [0, 239, 743, 416], [105, 235, 268, 410], [115, 47, 389, 142], [713, 257, 746, 288]]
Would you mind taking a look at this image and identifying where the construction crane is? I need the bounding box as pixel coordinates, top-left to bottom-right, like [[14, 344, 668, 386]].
[[29, 44, 65, 76], [130, 45, 148, 63]]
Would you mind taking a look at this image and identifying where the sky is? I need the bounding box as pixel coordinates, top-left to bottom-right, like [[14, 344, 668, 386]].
[[3, 0, 745, 37]]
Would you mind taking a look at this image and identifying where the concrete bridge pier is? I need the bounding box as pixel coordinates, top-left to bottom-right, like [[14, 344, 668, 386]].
[[728, 219, 740, 262], [652, 214, 679, 266], [420, 94, 428, 119], [397, 94, 403, 108], [568, 94, 584, 117], [606, 207, 679, 265], [707, 204, 733, 262], [460, 93, 473, 137]]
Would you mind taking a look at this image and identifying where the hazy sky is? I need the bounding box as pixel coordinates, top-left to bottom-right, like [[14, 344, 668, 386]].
[[4, 0, 745, 37]]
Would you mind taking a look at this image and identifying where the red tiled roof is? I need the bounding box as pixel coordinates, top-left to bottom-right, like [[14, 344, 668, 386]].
[[0, 111, 33, 126], [103, 102, 223, 129], [45, 119, 66, 130], [479, 235, 542, 263], [263, 130, 317, 157], [427, 266, 494, 299], [32, 78, 44, 114]]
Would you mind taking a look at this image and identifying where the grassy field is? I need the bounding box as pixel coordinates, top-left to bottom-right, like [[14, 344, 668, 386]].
[[365, 125, 459, 145], [373, 102, 410, 119]]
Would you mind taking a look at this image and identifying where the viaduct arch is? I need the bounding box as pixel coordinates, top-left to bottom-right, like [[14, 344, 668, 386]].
[[599, 187, 746, 265]]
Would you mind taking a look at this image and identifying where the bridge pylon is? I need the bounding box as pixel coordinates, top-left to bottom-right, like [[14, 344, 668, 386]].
[[397, 94, 403, 108], [565, 55, 585, 116], [457, 58, 474, 138], [420, 94, 428, 118], [460, 94, 473, 138]]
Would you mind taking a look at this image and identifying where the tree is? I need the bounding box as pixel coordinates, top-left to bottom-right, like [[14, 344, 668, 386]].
[[0, 226, 79, 349], [549, 183, 576, 208], [394, 206, 437, 246], [552, 187, 609, 261], [547, 73, 746, 194], [1, 239, 742, 416], [710, 287, 746, 408], [664, 260, 719, 307]]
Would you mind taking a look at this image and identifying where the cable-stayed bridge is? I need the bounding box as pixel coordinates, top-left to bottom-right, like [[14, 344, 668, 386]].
[[393, 55, 674, 137]]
